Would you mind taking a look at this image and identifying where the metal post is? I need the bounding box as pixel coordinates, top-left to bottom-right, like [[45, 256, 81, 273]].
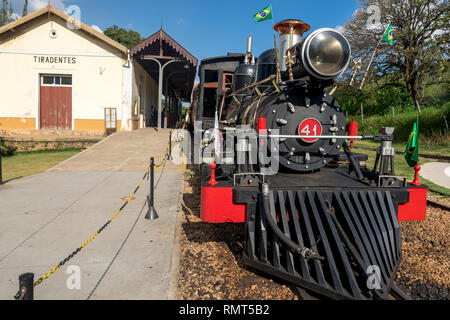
[[157, 64, 163, 131], [145, 157, 158, 220], [14, 273, 34, 300], [360, 102, 364, 130], [167, 131, 173, 160]]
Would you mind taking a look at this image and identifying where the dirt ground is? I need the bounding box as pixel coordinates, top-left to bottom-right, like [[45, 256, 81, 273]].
[[177, 171, 449, 300]]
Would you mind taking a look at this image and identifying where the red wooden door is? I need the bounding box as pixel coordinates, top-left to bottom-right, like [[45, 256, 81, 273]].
[[40, 75, 72, 130]]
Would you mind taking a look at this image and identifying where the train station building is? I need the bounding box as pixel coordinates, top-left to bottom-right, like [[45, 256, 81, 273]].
[[0, 5, 196, 133]]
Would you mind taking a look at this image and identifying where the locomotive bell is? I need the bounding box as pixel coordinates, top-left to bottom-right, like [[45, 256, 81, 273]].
[[274, 19, 311, 72]]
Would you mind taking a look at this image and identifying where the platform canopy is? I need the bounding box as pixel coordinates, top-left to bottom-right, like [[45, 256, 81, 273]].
[[131, 28, 197, 102]]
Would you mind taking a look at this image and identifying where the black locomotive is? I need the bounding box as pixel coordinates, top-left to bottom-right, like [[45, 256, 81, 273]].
[[188, 19, 427, 300]]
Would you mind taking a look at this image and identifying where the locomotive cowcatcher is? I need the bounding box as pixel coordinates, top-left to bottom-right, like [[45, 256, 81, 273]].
[[187, 19, 427, 300]]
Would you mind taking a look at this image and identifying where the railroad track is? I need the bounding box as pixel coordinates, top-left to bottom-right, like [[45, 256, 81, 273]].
[[357, 146, 450, 163], [427, 199, 450, 212]]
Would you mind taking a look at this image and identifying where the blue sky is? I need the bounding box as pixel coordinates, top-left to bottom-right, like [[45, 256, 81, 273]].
[[12, 0, 359, 62]]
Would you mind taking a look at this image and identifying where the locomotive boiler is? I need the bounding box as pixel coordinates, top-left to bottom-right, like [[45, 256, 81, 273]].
[[188, 19, 427, 300]]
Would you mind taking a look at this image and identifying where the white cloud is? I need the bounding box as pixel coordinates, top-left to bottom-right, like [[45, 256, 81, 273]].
[[91, 25, 103, 33], [29, 0, 66, 12], [335, 25, 346, 33], [177, 18, 184, 25]]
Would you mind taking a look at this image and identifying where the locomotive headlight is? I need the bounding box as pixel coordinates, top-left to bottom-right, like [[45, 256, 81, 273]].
[[301, 28, 351, 80]]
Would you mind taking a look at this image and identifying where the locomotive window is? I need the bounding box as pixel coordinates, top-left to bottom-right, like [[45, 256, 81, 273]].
[[223, 73, 234, 92], [205, 70, 219, 83], [202, 88, 217, 118]]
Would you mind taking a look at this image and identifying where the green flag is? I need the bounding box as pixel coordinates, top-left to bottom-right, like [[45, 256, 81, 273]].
[[382, 24, 394, 45], [404, 118, 419, 167], [253, 5, 273, 23]]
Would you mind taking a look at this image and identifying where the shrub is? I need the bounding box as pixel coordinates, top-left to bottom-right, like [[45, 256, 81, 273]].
[[0, 139, 17, 156], [359, 105, 450, 144], [335, 81, 415, 116]]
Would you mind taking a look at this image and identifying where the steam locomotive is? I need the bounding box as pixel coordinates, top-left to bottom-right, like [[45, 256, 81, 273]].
[[188, 19, 427, 300]]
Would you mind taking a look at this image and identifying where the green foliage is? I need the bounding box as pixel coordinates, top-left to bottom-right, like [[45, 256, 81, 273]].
[[355, 105, 450, 144], [335, 81, 415, 116], [0, 0, 9, 26], [343, 0, 449, 109], [22, 0, 28, 16], [103, 25, 143, 49], [337, 61, 449, 121], [0, 0, 16, 26]]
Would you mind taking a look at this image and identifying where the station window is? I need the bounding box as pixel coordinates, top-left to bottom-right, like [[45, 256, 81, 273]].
[[105, 108, 117, 130]]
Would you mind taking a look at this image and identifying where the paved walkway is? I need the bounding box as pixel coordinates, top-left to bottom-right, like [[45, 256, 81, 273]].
[[421, 162, 450, 189], [0, 128, 184, 300]]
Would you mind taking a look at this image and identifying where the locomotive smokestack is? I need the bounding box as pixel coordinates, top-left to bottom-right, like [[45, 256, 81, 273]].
[[274, 19, 310, 71]]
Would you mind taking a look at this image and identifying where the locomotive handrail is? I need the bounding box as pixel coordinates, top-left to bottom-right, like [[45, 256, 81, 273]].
[[264, 134, 367, 140], [227, 74, 278, 97]]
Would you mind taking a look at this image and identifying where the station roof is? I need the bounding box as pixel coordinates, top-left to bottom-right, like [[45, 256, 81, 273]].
[[131, 28, 198, 102]]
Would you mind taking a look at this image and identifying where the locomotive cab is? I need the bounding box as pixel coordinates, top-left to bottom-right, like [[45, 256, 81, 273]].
[[192, 53, 246, 130]]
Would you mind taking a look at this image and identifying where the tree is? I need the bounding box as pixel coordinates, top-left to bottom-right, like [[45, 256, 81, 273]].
[[22, 0, 28, 17], [103, 25, 143, 49], [0, 0, 8, 26], [0, 0, 15, 27], [342, 0, 449, 112]]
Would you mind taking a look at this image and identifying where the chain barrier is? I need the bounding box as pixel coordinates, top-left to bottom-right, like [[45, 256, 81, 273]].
[[27, 166, 151, 291], [14, 117, 188, 298], [154, 117, 186, 168]]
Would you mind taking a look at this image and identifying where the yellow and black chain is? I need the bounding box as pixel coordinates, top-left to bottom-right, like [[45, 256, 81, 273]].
[[26, 166, 150, 291], [154, 117, 186, 168]]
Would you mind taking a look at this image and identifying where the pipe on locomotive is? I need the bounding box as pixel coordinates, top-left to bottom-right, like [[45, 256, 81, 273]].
[[244, 34, 255, 65], [262, 183, 324, 260]]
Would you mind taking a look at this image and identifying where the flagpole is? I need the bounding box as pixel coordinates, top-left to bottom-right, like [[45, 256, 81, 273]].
[[270, 4, 282, 83], [359, 24, 390, 90]]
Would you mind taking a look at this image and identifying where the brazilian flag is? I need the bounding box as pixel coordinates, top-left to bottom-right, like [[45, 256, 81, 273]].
[[253, 5, 273, 23], [404, 118, 419, 167], [382, 24, 394, 45]]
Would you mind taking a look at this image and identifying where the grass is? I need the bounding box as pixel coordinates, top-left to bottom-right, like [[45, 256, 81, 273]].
[[352, 143, 450, 197], [350, 105, 450, 145], [355, 140, 450, 157], [0, 148, 83, 182], [349, 105, 449, 197]]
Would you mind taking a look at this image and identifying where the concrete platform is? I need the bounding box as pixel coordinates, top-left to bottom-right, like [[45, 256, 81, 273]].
[[421, 162, 450, 189], [0, 128, 184, 300]]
